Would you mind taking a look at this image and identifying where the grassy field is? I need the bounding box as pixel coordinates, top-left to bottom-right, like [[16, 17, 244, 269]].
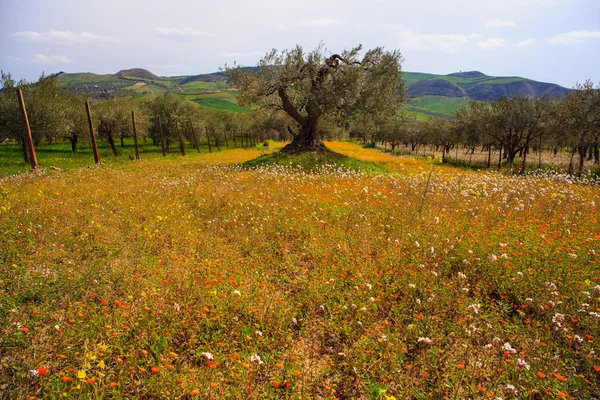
[[409, 96, 473, 117], [0, 138, 271, 177], [191, 98, 253, 113], [1, 142, 599, 399]]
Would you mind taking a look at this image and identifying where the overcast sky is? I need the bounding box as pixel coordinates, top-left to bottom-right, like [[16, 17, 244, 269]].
[[1, 0, 599, 88]]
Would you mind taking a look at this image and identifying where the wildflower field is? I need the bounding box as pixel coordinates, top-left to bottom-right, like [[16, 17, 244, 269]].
[[1, 142, 599, 399]]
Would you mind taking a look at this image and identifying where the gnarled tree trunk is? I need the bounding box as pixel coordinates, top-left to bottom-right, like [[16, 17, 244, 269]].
[[281, 118, 327, 153]]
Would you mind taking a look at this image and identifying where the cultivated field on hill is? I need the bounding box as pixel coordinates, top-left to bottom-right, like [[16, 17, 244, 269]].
[[1, 143, 599, 399]]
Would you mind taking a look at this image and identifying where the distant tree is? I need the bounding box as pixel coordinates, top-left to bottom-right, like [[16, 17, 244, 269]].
[[0, 72, 72, 162], [64, 94, 89, 152], [0, 71, 21, 143], [93, 97, 137, 156], [227, 43, 406, 153], [177, 100, 206, 151], [146, 93, 183, 152], [556, 81, 599, 173]]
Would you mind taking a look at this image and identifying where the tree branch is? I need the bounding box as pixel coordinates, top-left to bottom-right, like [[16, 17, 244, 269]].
[[278, 88, 306, 126]]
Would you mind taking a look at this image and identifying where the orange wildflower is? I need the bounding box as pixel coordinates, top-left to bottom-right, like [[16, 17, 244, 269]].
[[553, 372, 568, 382]]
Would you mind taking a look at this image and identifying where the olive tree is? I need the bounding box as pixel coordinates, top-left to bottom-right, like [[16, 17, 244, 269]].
[[226, 43, 406, 153]]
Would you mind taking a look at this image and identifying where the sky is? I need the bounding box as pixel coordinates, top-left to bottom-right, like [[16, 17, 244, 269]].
[[1, 0, 599, 88]]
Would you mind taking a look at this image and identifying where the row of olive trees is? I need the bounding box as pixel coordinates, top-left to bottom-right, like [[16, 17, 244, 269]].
[[369, 82, 599, 174], [0, 72, 296, 163]]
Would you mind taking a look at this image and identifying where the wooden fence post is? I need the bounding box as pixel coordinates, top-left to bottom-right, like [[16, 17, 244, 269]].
[[131, 111, 140, 160], [17, 89, 38, 170], [158, 117, 167, 156], [85, 101, 101, 164]]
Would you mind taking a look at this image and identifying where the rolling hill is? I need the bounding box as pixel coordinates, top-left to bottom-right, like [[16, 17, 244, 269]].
[[55, 68, 571, 118], [403, 71, 571, 118]]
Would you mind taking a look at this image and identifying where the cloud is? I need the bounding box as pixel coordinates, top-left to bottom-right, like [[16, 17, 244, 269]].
[[517, 38, 536, 47], [485, 19, 515, 28], [389, 25, 479, 52], [477, 37, 506, 49], [33, 54, 73, 65], [12, 30, 119, 45], [300, 18, 342, 27], [547, 30, 600, 44], [155, 27, 210, 38]]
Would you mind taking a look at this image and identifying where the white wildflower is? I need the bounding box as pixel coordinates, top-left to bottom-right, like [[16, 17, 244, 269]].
[[517, 358, 530, 370], [503, 342, 517, 354], [250, 354, 263, 364]]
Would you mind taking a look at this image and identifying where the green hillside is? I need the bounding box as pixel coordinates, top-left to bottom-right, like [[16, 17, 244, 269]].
[[409, 96, 473, 116], [402, 71, 570, 117], [55, 68, 570, 118]]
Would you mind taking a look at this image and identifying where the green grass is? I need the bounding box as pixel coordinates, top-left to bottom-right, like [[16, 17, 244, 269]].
[[181, 81, 218, 90], [441, 75, 528, 87], [56, 73, 115, 84], [410, 111, 434, 121], [402, 72, 439, 86], [192, 98, 253, 113], [409, 96, 473, 116], [241, 149, 388, 172], [0, 139, 220, 177], [403, 72, 529, 89]]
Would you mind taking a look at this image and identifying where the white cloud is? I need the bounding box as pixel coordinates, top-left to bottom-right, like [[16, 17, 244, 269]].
[[517, 38, 536, 47], [301, 18, 342, 27], [547, 30, 600, 44], [33, 54, 73, 65], [155, 27, 210, 38], [12, 30, 119, 45], [389, 25, 479, 52], [485, 19, 515, 28], [477, 37, 506, 49]]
